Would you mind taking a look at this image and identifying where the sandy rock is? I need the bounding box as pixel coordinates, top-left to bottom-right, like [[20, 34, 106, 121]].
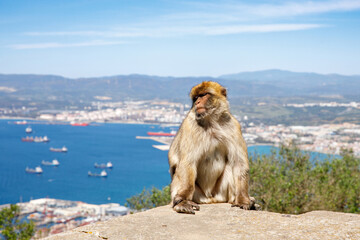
[[45, 203, 360, 240]]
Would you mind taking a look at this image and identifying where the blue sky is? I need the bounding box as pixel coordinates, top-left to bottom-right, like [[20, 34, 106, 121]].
[[1, 0, 360, 78]]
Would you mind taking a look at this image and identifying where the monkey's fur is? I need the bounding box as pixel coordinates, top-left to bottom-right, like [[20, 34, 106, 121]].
[[169, 81, 255, 214]]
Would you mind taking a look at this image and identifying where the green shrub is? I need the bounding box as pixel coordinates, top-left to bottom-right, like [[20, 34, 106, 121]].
[[249, 145, 360, 214], [125, 186, 171, 211], [126, 144, 360, 214], [0, 204, 35, 240]]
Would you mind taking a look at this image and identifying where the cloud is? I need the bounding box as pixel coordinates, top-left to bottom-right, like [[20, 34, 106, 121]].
[[11, 40, 127, 49], [25, 31, 145, 38], [22, 23, 322, 40], [247, 0, 360, 17], [13, 0, 358, 50], [202, 24, 323, 35]]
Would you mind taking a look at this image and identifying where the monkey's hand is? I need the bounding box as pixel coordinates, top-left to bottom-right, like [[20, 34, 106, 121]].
[[173, 197, 200, 214]]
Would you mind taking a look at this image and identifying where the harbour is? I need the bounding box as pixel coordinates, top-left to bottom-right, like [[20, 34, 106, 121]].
[[0, 119, 332, 207], [0, 119, 171, 205]]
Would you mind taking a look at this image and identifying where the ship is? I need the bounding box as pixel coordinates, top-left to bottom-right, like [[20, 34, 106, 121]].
[[88, 170, 107, 177], [22, 136, 50, 143], [50, 146, 68, 152], [94, 162, 113, 169], [22, 136, 34, 142], [42, 159, 60, 166], [70, 122, 89, 126], [147, 131, 177, 137], [25, 126, 32, 133], [14, 120, 27, 125], [34, 136, 50, 143], [26, 166, 43, 174], [42, 136, 50, 142]]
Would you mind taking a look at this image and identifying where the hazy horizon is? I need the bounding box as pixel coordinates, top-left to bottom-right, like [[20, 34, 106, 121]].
[[1, 68, 360, 80]]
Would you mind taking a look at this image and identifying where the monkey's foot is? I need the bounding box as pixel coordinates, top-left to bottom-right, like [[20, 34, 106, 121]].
[[231, 203, 251, 210], [173, 200, 200, 214], [231, 197, 261, 210]]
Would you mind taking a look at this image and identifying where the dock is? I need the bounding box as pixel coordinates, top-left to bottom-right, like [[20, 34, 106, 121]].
[[136, 136, 173, 151]]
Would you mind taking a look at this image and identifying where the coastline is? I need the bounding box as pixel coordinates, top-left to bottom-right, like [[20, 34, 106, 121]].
[[1, 117, 345, 157], [1, 116, 169, 126]]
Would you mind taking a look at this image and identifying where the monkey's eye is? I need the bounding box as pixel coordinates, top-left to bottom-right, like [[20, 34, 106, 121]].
[[198, 93, 208, 98], [193, 93, 209, 102]]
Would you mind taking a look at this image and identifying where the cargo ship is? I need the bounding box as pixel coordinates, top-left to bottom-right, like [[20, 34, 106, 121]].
[[50, 146, 68, 152], [70, 122, 89, 126], [14, 120, 27, 125], [88, 170, 107, 177], [26, 166, 43, 174], [94, 162, 113, 169], [22, 136, 34, 142], [42, 159, 60, 166], [22, 136, 50, 143], [147, 131, 176, 137]]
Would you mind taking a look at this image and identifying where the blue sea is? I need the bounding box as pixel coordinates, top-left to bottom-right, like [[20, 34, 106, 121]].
[[0, 119, 332, 205]]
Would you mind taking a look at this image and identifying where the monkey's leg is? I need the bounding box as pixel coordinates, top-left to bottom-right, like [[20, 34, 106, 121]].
[[232, 167, 251, 210]]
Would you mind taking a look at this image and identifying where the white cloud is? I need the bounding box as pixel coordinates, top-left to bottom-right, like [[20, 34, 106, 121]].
[[25, 31, 145, 38], [202, 24, 323, 35], [248, 0, 360, 17], [22, 23, 322, 40], [11, 40, 127, 49], [14, 0, 359, 49]]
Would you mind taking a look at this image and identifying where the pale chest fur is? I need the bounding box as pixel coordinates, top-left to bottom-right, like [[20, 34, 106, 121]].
[[190, 121, 233, 193]]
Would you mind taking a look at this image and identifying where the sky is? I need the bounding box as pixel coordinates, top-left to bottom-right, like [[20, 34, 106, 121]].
[[0, 0, 360, 78]]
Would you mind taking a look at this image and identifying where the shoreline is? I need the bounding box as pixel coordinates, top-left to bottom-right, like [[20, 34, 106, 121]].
[[1, 117, 348, 157], [0, 116, 174, 126]]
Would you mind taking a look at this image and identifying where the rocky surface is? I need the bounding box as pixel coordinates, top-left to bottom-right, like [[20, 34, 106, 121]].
[[45, 203, 360, 240]]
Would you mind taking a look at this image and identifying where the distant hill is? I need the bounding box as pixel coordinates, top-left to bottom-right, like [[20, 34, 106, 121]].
[[0, 70, 359, 103], [219, 69, 360, 97]]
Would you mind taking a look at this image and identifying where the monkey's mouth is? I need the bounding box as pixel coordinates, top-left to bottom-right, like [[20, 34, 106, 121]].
[[195, 107, 206, 114]]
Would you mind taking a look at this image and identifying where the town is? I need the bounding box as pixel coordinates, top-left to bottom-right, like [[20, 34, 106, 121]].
[[1, 100, 360, 238], [2, 99, 360, 156], [0, 198, 129, 239]]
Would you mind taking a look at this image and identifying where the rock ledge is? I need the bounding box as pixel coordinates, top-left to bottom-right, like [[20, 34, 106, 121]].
[[45, 203, 360, 240]]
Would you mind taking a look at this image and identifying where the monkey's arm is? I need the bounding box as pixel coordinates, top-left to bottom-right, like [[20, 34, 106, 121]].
[[170, 159, 200, 214]]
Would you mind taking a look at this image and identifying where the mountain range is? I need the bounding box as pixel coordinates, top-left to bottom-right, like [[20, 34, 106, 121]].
[[0, 70, 359, 103]]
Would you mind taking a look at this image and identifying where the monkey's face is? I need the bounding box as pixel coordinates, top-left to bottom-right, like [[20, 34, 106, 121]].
[[190, 81, 228, 120], [194, 92, 211, 116]]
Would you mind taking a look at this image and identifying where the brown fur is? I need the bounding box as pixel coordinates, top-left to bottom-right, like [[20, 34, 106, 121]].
[[168, 81, 252, 214]]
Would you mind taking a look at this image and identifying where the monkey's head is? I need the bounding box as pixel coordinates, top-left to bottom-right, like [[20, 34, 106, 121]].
[[190, 81, 228, 120]]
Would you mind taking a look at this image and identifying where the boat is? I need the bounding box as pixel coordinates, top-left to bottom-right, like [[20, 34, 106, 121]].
[[70, 122, 89, 126], [147, 130, 177, 137], [42, 159, 60, 166], [21, 136, 34, 142], [25, 126, 32, 133], [15, 120, 27, 125], [42, 136, 50, 142], [26, 166, 43, 174], [22, 136, 50, 143], [50, 146, 68, 152], [94, 162, 113, 169], [88, 170, 107, 177], [34, 136, 50, 143]]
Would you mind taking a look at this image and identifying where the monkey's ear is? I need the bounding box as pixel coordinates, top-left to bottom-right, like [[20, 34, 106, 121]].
[[221, 87, 227, 98]]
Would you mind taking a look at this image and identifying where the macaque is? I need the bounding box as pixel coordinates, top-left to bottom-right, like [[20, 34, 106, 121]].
[[168, 81, 254, 214]]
